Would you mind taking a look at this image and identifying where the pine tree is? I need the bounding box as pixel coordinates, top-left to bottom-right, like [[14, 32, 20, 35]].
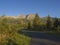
[[53, 17, 59, 31], [33, 13, 41, 30], [46, 15, 52, 30], [28, 21, 31, 30]]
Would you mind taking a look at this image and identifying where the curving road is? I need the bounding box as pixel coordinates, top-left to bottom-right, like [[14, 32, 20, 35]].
[[19, 30, 60, 45]]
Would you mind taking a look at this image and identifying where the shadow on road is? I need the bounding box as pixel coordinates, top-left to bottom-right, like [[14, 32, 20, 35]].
[[18, 30, 60, 42]]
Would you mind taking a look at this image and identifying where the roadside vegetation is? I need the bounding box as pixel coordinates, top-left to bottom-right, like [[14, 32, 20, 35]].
[[0, 16, 31, 45]]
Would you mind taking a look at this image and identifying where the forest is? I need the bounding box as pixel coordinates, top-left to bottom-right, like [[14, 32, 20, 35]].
[[0, 14, 60, 45]]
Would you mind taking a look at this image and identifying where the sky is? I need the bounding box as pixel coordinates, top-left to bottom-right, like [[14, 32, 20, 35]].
[[0, 0, 60, 17]]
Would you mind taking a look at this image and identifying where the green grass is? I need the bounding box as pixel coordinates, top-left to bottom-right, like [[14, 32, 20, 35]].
[[0, 31, 31, 45], [10, 33, 31, 45]]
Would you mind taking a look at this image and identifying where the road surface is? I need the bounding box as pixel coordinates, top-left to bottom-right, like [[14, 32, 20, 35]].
[[19, 30, 60, 45]]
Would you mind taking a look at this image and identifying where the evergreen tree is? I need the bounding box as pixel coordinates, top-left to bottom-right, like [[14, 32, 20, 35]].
[[33, 13, 41, 30], [46, 15, 52, 30], [28, 21, 31, 30], [53, 17, 59, 31]]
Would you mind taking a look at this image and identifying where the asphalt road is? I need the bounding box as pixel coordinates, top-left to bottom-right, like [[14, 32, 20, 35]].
[[19, 30, 60, 45]]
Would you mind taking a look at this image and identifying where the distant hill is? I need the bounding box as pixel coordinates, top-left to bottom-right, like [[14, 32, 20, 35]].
[[0, 14, 60, 23], [0, 14, 36, 21], [26, 14, 36, 21]]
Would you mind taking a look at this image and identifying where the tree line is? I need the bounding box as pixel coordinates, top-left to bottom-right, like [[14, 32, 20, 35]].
[[0, 14, 60, 32], [28, 14, 60, 32]]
